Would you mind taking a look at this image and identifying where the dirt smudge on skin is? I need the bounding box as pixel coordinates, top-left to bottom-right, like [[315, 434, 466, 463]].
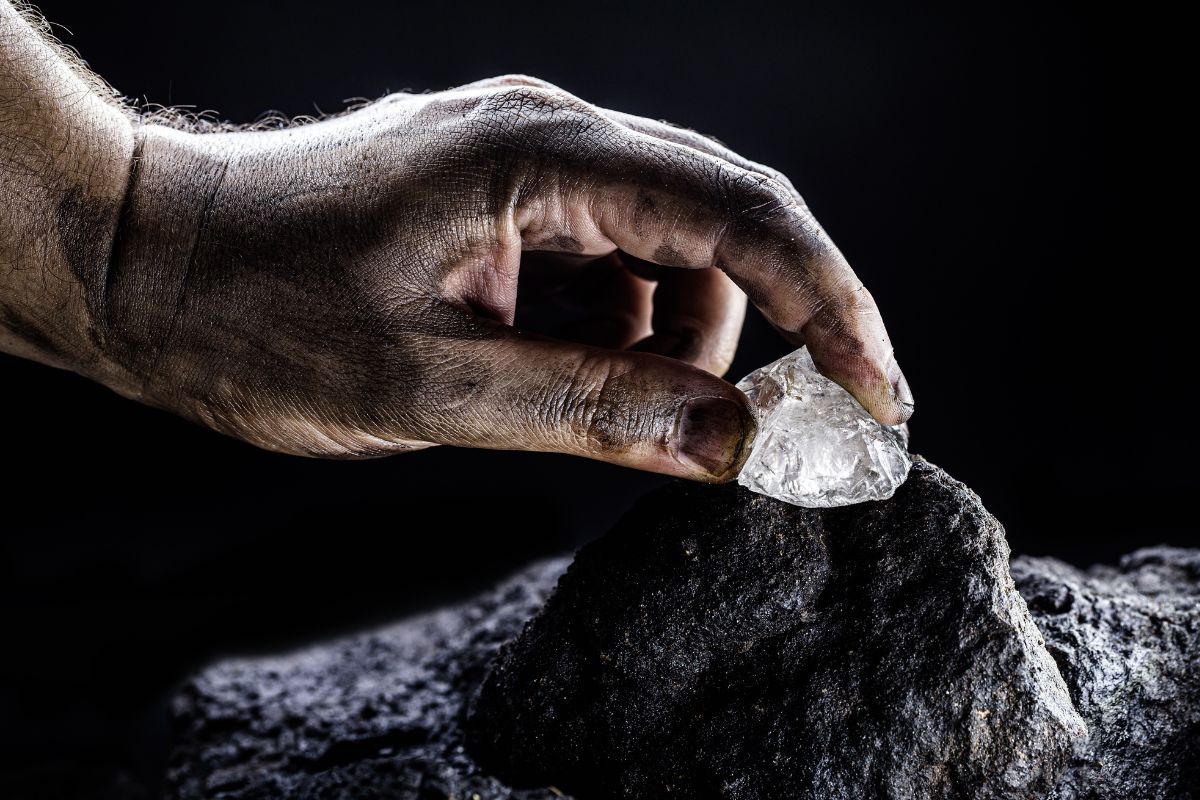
[[631, 192, 660, 240], [652, 243, 692, 268], [543, 235, 584, 253], [55, 186, 122, 320]]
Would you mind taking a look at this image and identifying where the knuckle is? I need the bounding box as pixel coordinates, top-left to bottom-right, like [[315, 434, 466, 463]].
[[550, 353, 639, 452], [484, 84, 561, 111], [480, 74, 560, 91], [728, 170, 796, 219], [664, 125, 798, 198], [757, 164, 799, 195], [810, 286, 870, 349], [474, 85, 612, 157], [481, 85, 587, 120], [827, 280, 872, 318], [556, 352, 614, 435]]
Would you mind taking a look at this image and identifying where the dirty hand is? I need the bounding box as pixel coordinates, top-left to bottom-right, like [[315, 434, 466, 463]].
[[1, 25, 912, 480]]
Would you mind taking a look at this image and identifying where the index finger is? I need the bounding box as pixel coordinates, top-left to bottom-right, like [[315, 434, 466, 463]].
[[514, 119, 913, 425]]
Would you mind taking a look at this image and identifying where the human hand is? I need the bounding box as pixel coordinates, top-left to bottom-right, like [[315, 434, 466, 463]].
[[49, 76, 914, 480]]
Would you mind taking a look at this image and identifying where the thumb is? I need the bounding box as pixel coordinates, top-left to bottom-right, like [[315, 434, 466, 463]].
[[408, 324, 756, 482]]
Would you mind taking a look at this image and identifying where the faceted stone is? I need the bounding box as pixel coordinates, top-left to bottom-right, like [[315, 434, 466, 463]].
[[735, 347, 911, 508]]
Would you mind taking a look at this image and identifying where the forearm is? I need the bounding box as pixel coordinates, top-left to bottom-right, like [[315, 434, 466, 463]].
[[0, 0, 134, 371]]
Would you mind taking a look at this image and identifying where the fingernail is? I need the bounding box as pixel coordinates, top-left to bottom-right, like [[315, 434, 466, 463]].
[[892, 370, 915, 418], [671, 397, 752, 479]]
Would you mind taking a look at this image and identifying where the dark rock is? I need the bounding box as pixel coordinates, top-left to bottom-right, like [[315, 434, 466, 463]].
[[166, 460, 1197, 799], [1013, 547, 1200, 800], [166, 560, 574, 800], [467, 460, 1088, 799]]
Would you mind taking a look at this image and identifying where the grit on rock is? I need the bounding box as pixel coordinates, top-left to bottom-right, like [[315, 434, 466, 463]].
[[1013, 549, 1200, 799], [167, 461, 1199, 800], [166, 560, 571, 800]]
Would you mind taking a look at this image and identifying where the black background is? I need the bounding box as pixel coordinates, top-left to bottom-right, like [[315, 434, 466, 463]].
[[1, 0, 1191, 795]]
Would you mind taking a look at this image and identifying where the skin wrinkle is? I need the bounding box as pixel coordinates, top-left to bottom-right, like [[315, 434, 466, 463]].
[[53, 185, 118, 351], [100, 130, 143, 330], [141, 148, 230, 394], [2, 11, 912, 474]]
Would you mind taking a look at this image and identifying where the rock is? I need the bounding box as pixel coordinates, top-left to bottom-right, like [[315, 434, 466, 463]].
[[166, 461, 1198, 799], [165, 560, 574, 800], [467, 459, 1088, 799], [1013, 547, 1200, 800]]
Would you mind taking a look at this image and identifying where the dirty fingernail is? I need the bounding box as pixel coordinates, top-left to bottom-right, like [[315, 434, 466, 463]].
[[671, 396, 753, 480], [893, 370, 915, 419]]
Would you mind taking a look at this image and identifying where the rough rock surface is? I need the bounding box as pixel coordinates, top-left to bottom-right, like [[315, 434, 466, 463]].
[[468, 460, 1087, 799], [1013, 548, 1200, 800], [167, 461, 1198, 800], [166, 560, 572, 800]]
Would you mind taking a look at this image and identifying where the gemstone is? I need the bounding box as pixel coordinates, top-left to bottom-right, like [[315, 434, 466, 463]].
[[735, 347, 911, 508]]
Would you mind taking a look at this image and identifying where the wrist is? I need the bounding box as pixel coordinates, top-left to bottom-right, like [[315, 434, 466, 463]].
[[94, 123, 233, 402]]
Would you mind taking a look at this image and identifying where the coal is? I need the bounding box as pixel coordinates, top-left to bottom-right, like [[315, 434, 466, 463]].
[[166, 460, 1198, 799]]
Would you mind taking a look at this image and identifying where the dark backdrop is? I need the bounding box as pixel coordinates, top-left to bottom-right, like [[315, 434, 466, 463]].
[[1, 0, 1189, 795]]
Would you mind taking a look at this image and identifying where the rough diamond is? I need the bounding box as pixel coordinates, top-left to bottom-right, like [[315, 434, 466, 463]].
[[735, 347, 911, 507]]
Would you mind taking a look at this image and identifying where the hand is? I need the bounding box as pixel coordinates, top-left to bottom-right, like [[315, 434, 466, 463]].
[[53, 76, 913, 480]]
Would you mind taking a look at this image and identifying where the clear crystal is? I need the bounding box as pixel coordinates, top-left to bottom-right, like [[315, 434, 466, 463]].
[[736, 347, 911, 508]]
